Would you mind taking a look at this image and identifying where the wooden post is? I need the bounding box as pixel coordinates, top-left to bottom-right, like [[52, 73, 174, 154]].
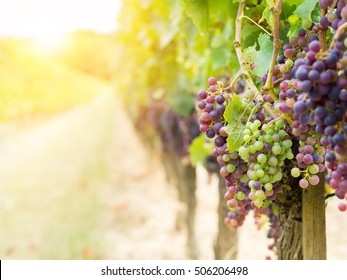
[[302, 173, 327, 260]]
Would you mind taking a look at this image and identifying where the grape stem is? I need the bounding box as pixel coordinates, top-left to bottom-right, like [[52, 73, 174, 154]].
[[329, 22, 347, 51], [319, 9, 327, 51], [242, 15, 272, 36], [224, 70, 244, 91], [261, 0, 283, 102]]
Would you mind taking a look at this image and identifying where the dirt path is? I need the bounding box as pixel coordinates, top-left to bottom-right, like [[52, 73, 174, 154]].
[[0, 91, 346, 260]]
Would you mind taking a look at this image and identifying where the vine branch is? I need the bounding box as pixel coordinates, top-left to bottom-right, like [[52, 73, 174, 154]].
[[262, 0, 283, 102], [234, 2, 261, 98], [242, 15, 272, 36], [329, 22, 347, 51]]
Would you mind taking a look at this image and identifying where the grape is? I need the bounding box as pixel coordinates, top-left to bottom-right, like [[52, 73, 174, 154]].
[[319, 0, 333, 10], [293, 101, 307, 114], [338, 203, 347, 212], [299, 179, 309, 188], [208, 77, 217, 85], [215, 95, 225, 104], [309, 175, 320, 185], [206, 95, 215, 103], [206, 129, 215, 138], [198, 90, 208, 99], [291, 167, 301, 177]]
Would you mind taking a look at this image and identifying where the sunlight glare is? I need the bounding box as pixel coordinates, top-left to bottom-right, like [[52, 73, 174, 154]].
[[33, 32, 66, 53]]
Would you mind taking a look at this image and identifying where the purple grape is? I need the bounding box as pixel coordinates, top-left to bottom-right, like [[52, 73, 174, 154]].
[[198, 101, 206, 110], [295, 66, 309, 80], [213, 122, 223, 133], [206, 129, 216, 138], [325, 152, 336, 162], [299, 80, 312, 92], [293, 101, 307, 114], [286, 89, 296, 98], [299, 114, 310, 125], [319, 0, 333, 10], [214, 136, 226, 147], [339, 90, 347, 101], [337, 163, 347, 175], [209, 110, 219, 120], [333, 133, 345, 145], [312, 60, 325, 72], [216, 95, 225, 104], [198, 90, 208, 99], [208, 77, 217, 85], [298, 28, 307, 37]]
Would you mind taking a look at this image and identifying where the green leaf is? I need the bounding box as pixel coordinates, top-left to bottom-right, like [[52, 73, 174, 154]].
[[182, 0, 209, 34], [287, 20, 302, 38], [294, 0, 319, 21], [283, 0, 303, 6], [189, 134, 213, 167], [244, 33, 273, 77], [224, 94, 248, 152]]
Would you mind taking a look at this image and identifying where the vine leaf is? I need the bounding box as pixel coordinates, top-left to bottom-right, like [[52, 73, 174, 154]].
[[224, 93, 249, 152], [182, 0, 209, 34], [294, 0, 319, 20], [243, 33, 273, 77]]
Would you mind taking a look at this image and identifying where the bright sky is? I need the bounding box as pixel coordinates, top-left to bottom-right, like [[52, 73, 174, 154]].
[[0, 0, 122, 38]]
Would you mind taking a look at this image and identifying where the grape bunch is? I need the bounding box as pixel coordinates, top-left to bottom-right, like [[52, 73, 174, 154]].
[[196, 0, 347, 258]]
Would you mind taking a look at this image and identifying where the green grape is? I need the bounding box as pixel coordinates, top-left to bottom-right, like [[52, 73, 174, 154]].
[[253, 130, 261, 138], [254, 141, 264, 151], [275, 119, 285, 128], [285, 59, 294, 68], [268, 156, 278, 167], [249, 171, 258, 180], [249, 145, 257, 154], [254, 119, 261, 128], [254, 198, 264, 208], [272, 134, 280, 142], [250, 123, 258, 132], [249, 180, 255, 188], [308, 164, 319, 174], [273, 171, 282, 181], [254, 163, 262, 171], [257, 154, 267, 164], [264, 183, 273, 191], [243, 134, 251, 142], [267, 129, 275, 136], [236, 191, 245, 200], [255, 190, 266, 199], [222, 154, 230, 162], [256, 169, 265, 178], [260, 175, 270, 183], [278, 129, 287, 139], [286, 151, 294, 159], [291, 167, 300, 177], [269, 166, 277, 175], [272, 144, 282, 155], [264, 135, 273, 143], [226, 164, 236, 173], [241, 174, 249, 182], [282, 139, 293, 149]]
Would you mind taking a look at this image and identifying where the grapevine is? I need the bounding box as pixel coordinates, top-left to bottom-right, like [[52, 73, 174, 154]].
[[196, 0, 347, 258]]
